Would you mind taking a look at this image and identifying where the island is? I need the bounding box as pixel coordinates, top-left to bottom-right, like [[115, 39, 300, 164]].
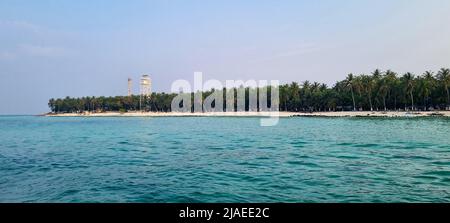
[[46, 68, 450, 118]]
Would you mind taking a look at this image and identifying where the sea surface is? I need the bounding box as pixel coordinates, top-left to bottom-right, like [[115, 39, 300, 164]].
[[1, 116, 450, 202]]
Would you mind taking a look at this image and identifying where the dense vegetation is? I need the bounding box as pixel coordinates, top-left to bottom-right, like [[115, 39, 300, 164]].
[[48, 68, 450, 113]]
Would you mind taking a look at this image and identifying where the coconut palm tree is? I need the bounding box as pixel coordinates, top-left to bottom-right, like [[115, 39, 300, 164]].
[[421, 71, 435, 109], [282, 84, 289, 111], [378, 74, 391, 111], [403, 72, 415, 111], [344, 74, 357, 111], [372, 69, 382, 80], [289, 82, 301, 111], [361, 74, 375, 111], [437, 68, 450, 107], [48, 98, 56, 112], [385, 70, 401, 110]]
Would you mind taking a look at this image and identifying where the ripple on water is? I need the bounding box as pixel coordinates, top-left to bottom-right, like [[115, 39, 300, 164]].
[[423, 170, 450, 177], [1, 116, 450, 202], [290, 140, 308, 148], [336, 155, 360, 160], [335, 142, 354, 147], [413, 175, 440, 181], [391, 155, 432, 160], [352, 143, 380, 148], [118, 141, 130, 145], [431, 161, 450, 166], [59, 189, 81, 198], [286, 160, 321, 168]]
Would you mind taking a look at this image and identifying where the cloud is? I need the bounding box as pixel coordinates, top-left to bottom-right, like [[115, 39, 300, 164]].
[[249, 43, 323, 64], [0, 20, 73, 60], [0, 20, 42, 33], [271, 43, 320, 58], [18, 44, 69, 57], [0, 44, 71, 60], [0, 51, 16, 60]]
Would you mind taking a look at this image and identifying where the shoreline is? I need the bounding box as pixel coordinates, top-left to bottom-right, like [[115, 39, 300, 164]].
[[44, 111, 450, 118]]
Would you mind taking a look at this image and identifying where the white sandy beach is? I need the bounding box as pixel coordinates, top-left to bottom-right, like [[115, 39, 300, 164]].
[[45, 111, 450, 118]]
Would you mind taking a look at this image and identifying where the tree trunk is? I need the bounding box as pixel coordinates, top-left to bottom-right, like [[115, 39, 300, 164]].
[[446, 87, 450, 106], [410, 91, 414, 111], [423, 96, 426, 111], [394, 97, 397, 111], [351, 87, 356, 111]]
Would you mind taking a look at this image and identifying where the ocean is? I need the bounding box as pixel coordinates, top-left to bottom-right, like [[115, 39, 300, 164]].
[[1, 116, 449, 202]]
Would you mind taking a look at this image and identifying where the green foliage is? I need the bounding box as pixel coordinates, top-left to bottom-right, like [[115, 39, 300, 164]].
[[48, 68, 450, 113]]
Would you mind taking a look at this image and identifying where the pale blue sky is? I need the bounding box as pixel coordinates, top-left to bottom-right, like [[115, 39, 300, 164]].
[[1, 0, 450, 114]]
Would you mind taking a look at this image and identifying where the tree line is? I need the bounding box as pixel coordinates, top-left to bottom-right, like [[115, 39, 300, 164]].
[[48, 68, 450, 113]]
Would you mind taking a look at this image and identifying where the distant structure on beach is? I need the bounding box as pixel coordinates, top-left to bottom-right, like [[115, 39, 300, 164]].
[[139, 75, 152, 111], [127, 78, 132, 96], [140, 75, 152, 97]]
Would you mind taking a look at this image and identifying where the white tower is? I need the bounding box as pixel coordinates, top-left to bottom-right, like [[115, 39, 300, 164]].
[[140, 75, 151, 97], [127, 78, 132, 96], [139, 75, 152, 111]]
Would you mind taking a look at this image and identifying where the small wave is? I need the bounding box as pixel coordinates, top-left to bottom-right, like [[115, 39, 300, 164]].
[[290, 140, 308, 147], [422, 170, 450, 177], [392, 155, 431, 160], [431, 161, 450, 166], [336, 155, 360, 160], [118, 141, 130, 145], [286, 160, 321, 168], [352, 143, 379, 148], [336, 142, 353, 146], [59, 189, 80, 197]]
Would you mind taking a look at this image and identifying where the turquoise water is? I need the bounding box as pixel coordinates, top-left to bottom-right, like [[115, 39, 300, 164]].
[[1, 116, 450, 202]]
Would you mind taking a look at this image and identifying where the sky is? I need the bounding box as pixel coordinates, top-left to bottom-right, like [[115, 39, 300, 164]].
[[1, 0, 450, 114]]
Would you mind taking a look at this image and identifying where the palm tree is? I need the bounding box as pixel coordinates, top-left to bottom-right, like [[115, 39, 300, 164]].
[[301, 81, 311, 110], [361, 74, 375, 111], [403, 72, 415, 111], [289, 82, 301, 111], [437, 68, 450, 107], [372, 69, 382, 80], [372, 69, 383, 110], [378, 74, 391, 111], [344, 74, 357, 111], [422, 71, 435, 109], [279, 85, 288, 111], [385, 70, 400, 110], [48, 98, 56, 112]]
